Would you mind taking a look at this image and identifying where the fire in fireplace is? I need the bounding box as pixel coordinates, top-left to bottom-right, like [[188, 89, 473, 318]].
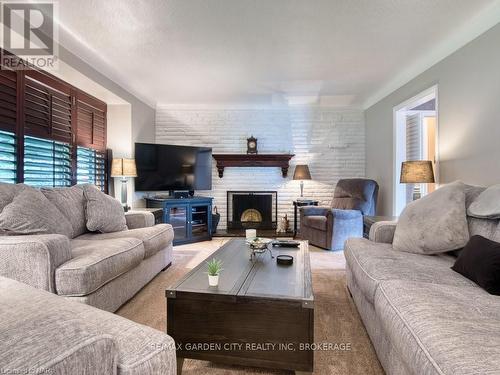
[[227, 191, 277, 230]]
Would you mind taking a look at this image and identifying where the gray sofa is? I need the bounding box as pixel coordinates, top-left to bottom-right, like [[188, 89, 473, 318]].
[[0, 184, 174, 312], [300, 178, 378, 250], [0, 275, 176, 374], [345, 184, 500, 374]]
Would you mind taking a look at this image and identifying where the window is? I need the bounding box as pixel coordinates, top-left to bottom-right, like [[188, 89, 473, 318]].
[[77, 146, 106, 191], [0, 56, 108, 190], [23, 136, 72, 187], [0, 130, 16, 184], [393, 86, 438, 215]]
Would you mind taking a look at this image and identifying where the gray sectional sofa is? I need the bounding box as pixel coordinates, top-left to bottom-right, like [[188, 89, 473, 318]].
[[0, 276, 176, 374], [345, 184, 500, 375], [0, 183, 174, 312], [0, 183, 176, 374]]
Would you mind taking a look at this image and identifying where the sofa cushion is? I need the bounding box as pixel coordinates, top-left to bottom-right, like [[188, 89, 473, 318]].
[[42, 185, 87, 238], [0, 183, 25, 213], [0, 187, 73, 237], [393, 181, 469, 254], [0, 276, 176, 375], [83, 184, 127, 233], [344, 238, 476, 304], [375, 280, 500, 375], [467, 183, 500, 219], [56, 238, 145, 296], [463, 184, 500, 241], [77, 224, 174, 259], [0, 277, 118, 373], [302, 215, 327, 231]]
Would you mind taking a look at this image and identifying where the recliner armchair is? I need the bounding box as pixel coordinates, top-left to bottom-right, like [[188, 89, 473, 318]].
[[299, 178, 379, 250]]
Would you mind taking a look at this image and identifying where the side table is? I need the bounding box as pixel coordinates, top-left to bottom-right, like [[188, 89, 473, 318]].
[[363, 216, 398, 239], [293, 199, 319, 238]]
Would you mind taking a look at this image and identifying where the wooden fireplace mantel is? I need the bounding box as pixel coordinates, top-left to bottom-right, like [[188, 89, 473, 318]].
[[212, 154, 295, 178]]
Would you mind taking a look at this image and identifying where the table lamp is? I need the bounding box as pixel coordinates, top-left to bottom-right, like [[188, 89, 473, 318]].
[[111, 158, 137, 212], [293, 164, 312, 198], [400, 160, 435, 200]]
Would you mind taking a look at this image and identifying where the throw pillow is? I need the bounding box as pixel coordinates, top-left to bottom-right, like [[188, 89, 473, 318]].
[[83, 184, 127, 233], [0, 187, 73, 237], [0, 183, 26, 213], [393, 181, 469, 254], [451, 235, 500, 295], [467, 184, 500, 219], [42, 185, 87, 238]]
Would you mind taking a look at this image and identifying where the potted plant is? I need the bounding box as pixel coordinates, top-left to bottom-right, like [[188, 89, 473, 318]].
[[207, 258, 223, 287]]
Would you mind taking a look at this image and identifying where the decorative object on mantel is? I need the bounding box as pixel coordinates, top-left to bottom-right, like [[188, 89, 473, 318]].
[[400, 160, 435, 200], [247, 135, 258, 154], [212, 153, 294, 178], [111, 158, 137, 212], [293, 164, 312, 198]]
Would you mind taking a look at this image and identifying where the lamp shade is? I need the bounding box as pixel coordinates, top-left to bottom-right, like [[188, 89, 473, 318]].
[[293, 164, 312, 180], [400, 161, 435, 183], [111, 158, 137, 177]]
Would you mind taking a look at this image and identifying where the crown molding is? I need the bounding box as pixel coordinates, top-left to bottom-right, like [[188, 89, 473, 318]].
[[155, 102, 363, 111]]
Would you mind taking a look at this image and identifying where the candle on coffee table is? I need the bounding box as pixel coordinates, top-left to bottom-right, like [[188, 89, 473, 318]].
[[246, 229, 257, 241]]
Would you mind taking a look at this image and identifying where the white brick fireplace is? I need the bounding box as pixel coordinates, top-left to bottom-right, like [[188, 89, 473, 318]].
[[155, 105, 365, 230]]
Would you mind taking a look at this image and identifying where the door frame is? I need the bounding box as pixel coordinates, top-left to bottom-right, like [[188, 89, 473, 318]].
[[392, 85, 439, 215]]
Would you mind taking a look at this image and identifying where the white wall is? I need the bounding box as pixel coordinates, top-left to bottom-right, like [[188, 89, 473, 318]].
[[107, 104, 136, 206], [156, 105, 365, 229], [366, 22, 500, 215], [107, 105, 132, 157]]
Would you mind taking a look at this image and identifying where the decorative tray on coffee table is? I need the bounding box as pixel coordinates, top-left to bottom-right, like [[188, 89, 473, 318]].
[[246, 237, 275, 259]]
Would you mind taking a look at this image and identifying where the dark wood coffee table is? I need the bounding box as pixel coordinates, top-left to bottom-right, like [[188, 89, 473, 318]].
[[166, 239, 314, 374]]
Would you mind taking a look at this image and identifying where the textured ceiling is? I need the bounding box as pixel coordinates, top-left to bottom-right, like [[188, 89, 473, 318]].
[[57, 0, 498, 107]]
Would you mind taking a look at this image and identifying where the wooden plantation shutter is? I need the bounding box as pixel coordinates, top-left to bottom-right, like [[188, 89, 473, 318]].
[[0, 67, 19, 183], [75, 92, 107, 192], [0, 49, 108, 189], [24, 70, 73, 144], [76, 92, 106, 151], [22, 71, 74, 187], [76, 146, 107, 191], [405, 113, 422, 204], [0, 130, 16, 183], [23, 136, 72, 187], [0, 69, 18, 133]]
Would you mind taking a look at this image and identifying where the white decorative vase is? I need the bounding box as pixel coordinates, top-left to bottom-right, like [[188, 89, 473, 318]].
[[208, 275, 219, 287]]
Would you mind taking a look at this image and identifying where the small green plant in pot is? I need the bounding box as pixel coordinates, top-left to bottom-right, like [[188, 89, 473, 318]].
[[207, 258, 223, 287]]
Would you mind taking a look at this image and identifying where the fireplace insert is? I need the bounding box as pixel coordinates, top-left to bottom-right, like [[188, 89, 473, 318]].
[[227, 191, 277, 230]]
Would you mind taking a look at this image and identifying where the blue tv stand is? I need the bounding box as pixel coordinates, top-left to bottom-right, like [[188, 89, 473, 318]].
[[146, 196, 213, 245]]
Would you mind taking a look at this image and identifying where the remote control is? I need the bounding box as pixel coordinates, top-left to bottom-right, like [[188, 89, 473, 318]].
[[272, 240, 300, 248]]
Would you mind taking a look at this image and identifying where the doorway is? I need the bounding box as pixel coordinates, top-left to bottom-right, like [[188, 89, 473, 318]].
[[393, 86, 438, 215]]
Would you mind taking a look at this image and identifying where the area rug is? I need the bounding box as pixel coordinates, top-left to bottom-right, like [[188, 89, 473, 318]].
[[117, 239, 384, 375]]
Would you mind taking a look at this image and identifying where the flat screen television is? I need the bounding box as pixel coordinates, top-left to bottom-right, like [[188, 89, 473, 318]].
[[135, 143, 212, 192]]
